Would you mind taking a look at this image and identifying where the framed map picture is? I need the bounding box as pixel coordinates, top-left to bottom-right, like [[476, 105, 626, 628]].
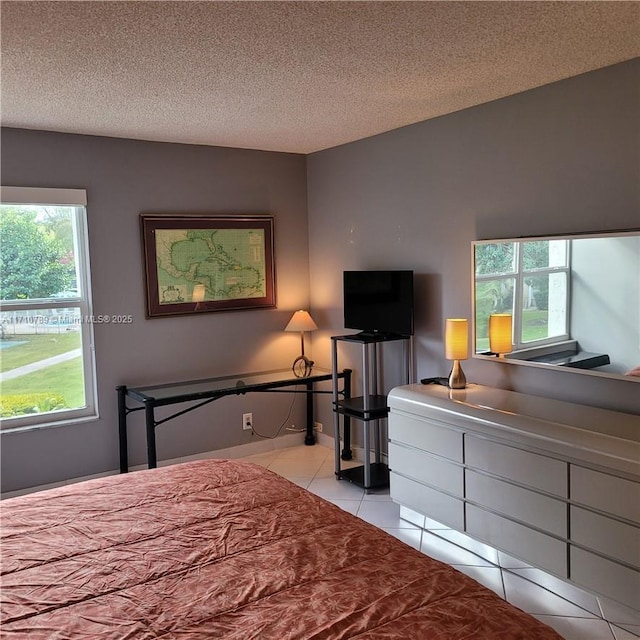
[[140, 214, 276, 317]]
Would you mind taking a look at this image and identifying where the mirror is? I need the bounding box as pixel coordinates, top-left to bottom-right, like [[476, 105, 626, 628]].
[[472, 230, 640, 382]]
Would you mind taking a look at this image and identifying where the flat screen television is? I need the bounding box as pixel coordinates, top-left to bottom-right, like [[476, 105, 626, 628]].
[[343, 270, 414, 337]]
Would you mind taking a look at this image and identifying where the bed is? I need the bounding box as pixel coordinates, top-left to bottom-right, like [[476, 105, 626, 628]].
[[1, 459, 562, 639]]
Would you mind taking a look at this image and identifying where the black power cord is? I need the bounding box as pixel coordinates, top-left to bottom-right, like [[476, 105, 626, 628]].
[[420, 376, 449, 386]]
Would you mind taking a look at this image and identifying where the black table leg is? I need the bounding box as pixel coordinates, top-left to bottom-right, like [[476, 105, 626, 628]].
[[117, 385, 128, 473], [144, 400, 158, 469], [305, 379, 315, 445], [342, 369, 353, 460]]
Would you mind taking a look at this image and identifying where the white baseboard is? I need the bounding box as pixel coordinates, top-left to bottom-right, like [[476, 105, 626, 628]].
[[315, 431, 388, 465], [2, 431, 388, 499], [147, 431, 307, 470], [1, 432, 308, 500], [314, 431, 336, 450]]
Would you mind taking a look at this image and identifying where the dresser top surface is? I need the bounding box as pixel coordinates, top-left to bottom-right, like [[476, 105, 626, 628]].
[[388, 383, 640, 472]]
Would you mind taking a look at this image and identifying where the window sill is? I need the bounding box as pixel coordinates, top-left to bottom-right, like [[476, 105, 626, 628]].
[[0, 411, 99, 434]]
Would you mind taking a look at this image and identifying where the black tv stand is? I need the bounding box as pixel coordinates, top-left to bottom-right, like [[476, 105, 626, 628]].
[[331, 333, 412, 491], [353, 331, 409, 341]]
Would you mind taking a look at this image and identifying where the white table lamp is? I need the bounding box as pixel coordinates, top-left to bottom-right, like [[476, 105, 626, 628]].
[[285, 310, 318, 377]]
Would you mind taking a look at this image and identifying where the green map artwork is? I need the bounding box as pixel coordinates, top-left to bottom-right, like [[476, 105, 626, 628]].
[[155, 228, 266, 304]]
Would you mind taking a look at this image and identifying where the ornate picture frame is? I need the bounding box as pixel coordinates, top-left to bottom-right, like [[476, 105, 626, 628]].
[[140, 214, 275, 318]]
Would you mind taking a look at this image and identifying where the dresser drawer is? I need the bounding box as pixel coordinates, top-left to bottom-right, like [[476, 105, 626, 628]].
[[389, 412, 463, 462], [390, 471, 464, 530], [389, 442, 463, 496], [465, 435, 567, 497], [570, 546, 640, 611], [570, 506, 640, 568], [466, 470, 566, 537], [570, 466, 640, 524], [466, 504, 567, 577]]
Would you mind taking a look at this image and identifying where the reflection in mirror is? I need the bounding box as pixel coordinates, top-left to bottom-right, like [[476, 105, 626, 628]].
[[472, 230, 640, 382]]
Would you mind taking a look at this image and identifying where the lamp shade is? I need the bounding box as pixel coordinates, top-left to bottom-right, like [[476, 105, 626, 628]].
[[489, 314, 513, 354], [284, 310, 318, 333], [445, 319, 469, 360]]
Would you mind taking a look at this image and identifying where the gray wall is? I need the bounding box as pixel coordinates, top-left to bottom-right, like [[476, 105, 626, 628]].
[[571, 235, 640, 375], [2, 59, 639, 491], [307, 59, 640, 439], [1, 130, 310, 491]]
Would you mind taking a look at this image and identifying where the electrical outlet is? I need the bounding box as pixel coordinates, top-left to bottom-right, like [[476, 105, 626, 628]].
[[313, 421, 323, 433], [242, 412, 253, 431]]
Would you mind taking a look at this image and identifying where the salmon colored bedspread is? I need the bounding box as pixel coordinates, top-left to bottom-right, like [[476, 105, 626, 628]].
[[1, 459, 562, 639]]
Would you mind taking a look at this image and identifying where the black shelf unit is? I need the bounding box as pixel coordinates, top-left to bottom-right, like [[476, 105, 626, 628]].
[[338, 463, 390, 490], [334, 395, 389, 420], [331, 333, 411, 491]]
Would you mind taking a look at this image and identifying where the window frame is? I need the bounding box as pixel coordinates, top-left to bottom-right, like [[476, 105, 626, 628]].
[[474, 239, 571, 353], [513, 239, 571, 351], [0, 186, 98, 430]]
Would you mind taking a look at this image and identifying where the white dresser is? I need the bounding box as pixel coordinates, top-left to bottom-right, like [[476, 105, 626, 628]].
[[388, 383, 640, 611]]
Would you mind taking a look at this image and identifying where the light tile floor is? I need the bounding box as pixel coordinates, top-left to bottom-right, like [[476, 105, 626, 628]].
[[243, 444, 640, 640]]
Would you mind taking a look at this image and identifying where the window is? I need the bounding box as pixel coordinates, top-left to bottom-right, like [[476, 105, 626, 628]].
[[0, 187, 97, 429], [474, 239, 570, 353]]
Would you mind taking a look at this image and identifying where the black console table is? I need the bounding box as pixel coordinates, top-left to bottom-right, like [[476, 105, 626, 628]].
[[117, 367, 351, 473]]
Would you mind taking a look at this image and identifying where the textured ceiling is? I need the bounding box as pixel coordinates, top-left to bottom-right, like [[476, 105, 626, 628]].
[[1, 1, 639, 154]]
